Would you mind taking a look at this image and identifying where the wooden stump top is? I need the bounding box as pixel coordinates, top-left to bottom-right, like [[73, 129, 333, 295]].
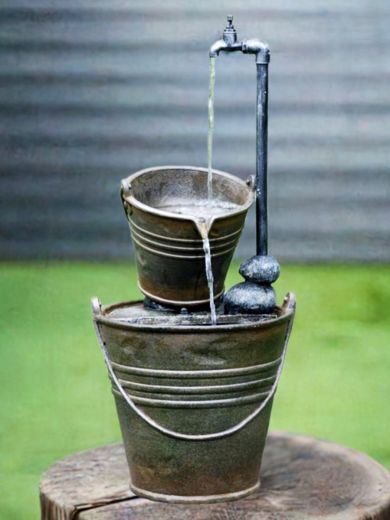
[[40, 431, 390, 520]]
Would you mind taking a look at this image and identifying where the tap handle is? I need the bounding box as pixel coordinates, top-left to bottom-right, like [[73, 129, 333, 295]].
[[223, 15, 237, 45]]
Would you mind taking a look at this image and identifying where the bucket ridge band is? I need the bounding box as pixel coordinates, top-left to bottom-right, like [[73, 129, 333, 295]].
[[130, 232, 236, 260], [130, 228, 239, 254], [129, 217, 243, 244], [112, 387, 272, 408], [110, 357, 282, 378], [114, 374, 277, 394]]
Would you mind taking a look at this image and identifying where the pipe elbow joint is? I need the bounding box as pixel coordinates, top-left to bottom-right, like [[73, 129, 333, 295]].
[[242, 39, 270, 64]]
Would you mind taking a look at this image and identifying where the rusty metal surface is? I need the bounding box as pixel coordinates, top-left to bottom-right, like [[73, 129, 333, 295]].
[[120, 166, 253, 307], [93, 293, 295, 503]]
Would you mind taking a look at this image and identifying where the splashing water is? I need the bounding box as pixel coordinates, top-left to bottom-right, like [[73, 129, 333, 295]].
[[207, 57, 216, 202], [202, 236, 217, 325]]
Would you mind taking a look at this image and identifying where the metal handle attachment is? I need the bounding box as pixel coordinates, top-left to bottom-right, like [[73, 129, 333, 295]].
[[92, 296, 295, 441]]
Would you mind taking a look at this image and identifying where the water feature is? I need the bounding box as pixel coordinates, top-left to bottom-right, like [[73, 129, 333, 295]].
[[93, 17, 296, 505], [207, 56, 216, 202]]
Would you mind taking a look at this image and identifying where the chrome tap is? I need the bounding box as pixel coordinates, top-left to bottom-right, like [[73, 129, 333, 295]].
[[209, 16, 270, 65], [209, 16, 241, 56]]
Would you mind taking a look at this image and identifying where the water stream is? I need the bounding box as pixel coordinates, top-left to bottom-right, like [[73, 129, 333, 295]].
[[206, 57, 217, 323], [201, 236, 217, 325], [207, 57, 216, 202], [157, 57, 220, 324], [190, 57, 219, 324]]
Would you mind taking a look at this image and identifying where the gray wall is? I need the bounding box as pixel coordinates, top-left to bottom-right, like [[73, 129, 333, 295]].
[[1, 0, 389, 261]]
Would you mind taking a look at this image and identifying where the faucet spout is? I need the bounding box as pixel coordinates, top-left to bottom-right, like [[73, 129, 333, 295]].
[[209, 40, 242, 58], [209, 39, 228, 58]]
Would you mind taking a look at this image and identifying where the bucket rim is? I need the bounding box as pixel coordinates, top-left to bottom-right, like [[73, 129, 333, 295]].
[[93, 293, 295, 333], [121, 165, 254, 225]]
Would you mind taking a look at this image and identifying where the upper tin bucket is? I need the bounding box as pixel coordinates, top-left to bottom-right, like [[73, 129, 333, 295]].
[[120, 166, 254, 307]]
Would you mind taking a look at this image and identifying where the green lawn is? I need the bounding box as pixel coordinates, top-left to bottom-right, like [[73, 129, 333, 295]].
[[0, 262, 389, 519]]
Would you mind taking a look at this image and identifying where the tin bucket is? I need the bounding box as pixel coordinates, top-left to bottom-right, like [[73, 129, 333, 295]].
[[120, 166, 254, 308], [92, 293, 295, 503]]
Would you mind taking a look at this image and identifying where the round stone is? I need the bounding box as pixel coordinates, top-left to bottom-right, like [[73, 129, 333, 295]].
[[239, 255, 280, 284], [224, 281, 276, 314]]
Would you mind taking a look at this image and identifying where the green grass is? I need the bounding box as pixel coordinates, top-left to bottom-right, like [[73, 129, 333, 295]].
[[0, 262, 389, 519]]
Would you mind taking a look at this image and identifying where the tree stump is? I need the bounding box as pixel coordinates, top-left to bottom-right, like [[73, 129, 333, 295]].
[[40, 431, 390, 519]]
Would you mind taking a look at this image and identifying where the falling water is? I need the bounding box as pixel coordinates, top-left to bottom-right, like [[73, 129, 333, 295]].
[[192, 218, 216, 325], [207, 57, 217, 322], [207, 57, 216, 201], [156, 57, 220, 324], [204, 57, 217, 323], [202, 235, 217, 325]]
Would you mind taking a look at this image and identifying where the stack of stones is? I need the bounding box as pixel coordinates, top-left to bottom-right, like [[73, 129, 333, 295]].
[[224, 255, 280, 314]]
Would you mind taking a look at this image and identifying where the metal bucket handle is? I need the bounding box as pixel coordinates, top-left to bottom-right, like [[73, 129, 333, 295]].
[[92, 294, 295, 441]]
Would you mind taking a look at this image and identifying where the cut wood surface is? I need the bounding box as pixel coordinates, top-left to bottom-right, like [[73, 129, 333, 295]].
[[40, 431, 390, 519]]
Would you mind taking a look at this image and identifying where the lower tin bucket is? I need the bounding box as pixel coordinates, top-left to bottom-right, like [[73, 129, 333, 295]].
[[92, 294, 295, 503]]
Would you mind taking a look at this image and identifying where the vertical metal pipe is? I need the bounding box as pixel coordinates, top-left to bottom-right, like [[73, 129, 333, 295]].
[[256, 63, 268, 256]]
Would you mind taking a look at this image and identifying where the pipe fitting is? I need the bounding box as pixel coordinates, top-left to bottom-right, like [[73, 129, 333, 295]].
[[209, 16, 243, 57], [242, 39, 270, 64], [209, 40, 243, 57]]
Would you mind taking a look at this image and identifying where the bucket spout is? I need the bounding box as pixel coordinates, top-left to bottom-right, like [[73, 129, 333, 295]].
[[194, 217, 213, 240]]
